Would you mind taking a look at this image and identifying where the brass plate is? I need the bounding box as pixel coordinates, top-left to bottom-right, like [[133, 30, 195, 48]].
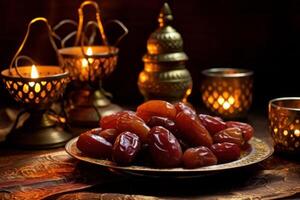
[[65, 137, 273, 178]]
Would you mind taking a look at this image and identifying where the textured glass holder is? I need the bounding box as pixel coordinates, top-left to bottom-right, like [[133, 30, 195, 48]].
[[269, 97, 300, 153], [201, 68, 253, 119]]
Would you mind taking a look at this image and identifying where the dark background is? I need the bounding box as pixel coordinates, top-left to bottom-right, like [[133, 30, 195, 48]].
[[1, 0, 300, 111]]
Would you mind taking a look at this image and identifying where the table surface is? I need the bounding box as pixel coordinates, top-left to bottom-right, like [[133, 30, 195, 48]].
[[0, 109, 300, 200]]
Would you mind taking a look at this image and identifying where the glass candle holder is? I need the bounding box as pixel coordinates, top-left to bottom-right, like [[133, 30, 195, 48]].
[[201, 68, 253, 119], [269, 97, 300, 153]]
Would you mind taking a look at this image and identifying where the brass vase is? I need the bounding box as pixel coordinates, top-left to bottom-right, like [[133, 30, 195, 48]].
[[138, 3, 192, 103]]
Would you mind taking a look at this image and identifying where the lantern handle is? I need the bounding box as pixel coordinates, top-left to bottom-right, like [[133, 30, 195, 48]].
[[12, 56, 37, 77], [105, 20, 128, 46], [75, 1, 108, 46], [82, 20, 128, 47], [9, 17, 63, 76], [84, 21, 99, 46], [53, 19, 78, 48]]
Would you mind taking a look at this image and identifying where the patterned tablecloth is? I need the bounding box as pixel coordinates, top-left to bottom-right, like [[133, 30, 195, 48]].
[[0, 145, 299, 200]]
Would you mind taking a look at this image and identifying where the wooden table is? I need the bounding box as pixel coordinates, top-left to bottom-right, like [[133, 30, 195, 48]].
[[0, 110, 300, 200]]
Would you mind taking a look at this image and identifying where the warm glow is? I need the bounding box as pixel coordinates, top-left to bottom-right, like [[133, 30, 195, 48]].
[[228, 96, 235, 104], [294, 129, 300, 137], [215, 95, 236, 110], [208, 96, 214, 104], [86, 47, 93, 56], [81, 59, 89, 68], [81, 47, 94, 69], [217, 96, 225, 105], [29, 65, 39, 87], [31, 65, 39, 78], [223, 102, 231, 110]]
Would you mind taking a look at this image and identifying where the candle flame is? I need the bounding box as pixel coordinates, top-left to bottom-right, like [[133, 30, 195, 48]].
[[86, 47, 93, 56], [31, 64, 39, 78], [223, 102, 231, 110], [29, 65, 39, 87], [216, 95, 236, 110], [81, 47, 94, 69]]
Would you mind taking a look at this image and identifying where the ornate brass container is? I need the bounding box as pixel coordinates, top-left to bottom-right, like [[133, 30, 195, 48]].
[[138, 3, 192, 102], [269, 97, 300, 154], [0, 18, 72, 148]]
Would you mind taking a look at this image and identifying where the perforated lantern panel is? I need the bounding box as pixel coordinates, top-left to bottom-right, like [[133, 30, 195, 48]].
[[201, 77, 253, 119], [269, 98, 300, 153], [59, 46, 118, 82], [1, 66, 69, 107]]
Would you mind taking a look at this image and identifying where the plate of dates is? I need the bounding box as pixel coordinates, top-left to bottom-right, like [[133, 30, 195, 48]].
[[65, 100, 273, 178]]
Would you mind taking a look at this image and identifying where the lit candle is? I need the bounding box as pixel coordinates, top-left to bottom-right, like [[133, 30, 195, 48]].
[[81, 47, 94, 80], [29, 65, 41, 93], [201, 68, 253, 119], [269, 97, 300, 153], [29, 64, 39, 85]]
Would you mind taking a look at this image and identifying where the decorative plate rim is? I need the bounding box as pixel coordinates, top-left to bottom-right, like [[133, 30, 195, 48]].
[[65, 136, 273, 174]]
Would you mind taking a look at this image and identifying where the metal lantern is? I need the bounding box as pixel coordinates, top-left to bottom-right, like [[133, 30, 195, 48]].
[[55, 1, 128, 127], [0, 18, 72, 148]]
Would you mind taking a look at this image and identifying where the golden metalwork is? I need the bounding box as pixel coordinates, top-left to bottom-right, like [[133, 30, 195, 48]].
[[201, 68, 253, 119], [66, 137, 273, 178], [2, 66, 68, 108], [138, 2, 192, 102], [0, 18, 72, 148], [269, 97, 300, 153], [56, 1, 128, 127]]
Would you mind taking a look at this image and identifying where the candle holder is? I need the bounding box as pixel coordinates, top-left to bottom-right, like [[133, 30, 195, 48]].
[[269, 97, 300, 154], [201, 68, 253, 119], [55, 1, 128, 127], [0, 18, 71, 148]]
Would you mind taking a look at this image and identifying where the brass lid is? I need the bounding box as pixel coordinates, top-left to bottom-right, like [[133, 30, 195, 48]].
[[143, 3, 188, 63]]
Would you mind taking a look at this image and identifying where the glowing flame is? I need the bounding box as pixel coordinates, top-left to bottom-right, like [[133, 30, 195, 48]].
[[216, 95, 236, 110], [81, 59, 88, 68], [81, 47, 94, 68], [31, 64, 39, 78], [86, 47, 93, 56], [29, 65, 39, 87]]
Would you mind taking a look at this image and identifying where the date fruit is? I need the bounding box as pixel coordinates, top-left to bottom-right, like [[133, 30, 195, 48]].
[[226, 121, 254, 142], [174, 102, 196, 115], [97, 128, 119, 143], [210, 142, 241, 163], [136, 100, 177, 123], [213, 127, 245, 146], [175, 111, 213, 147], [199, 114, 227, 135], [77, 130, 112, 158], [116, 111, 150, 143], [112, 131, 141, 165], [100, 111, 141, 130], [182, 146, 217, 168], [147, 116, 178, 136], [148, 126, 182, 168]]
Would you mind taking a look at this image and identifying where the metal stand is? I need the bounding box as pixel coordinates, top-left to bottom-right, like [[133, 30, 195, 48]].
[[7, 109, 73, 149], [67, 87, 122, 127]]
